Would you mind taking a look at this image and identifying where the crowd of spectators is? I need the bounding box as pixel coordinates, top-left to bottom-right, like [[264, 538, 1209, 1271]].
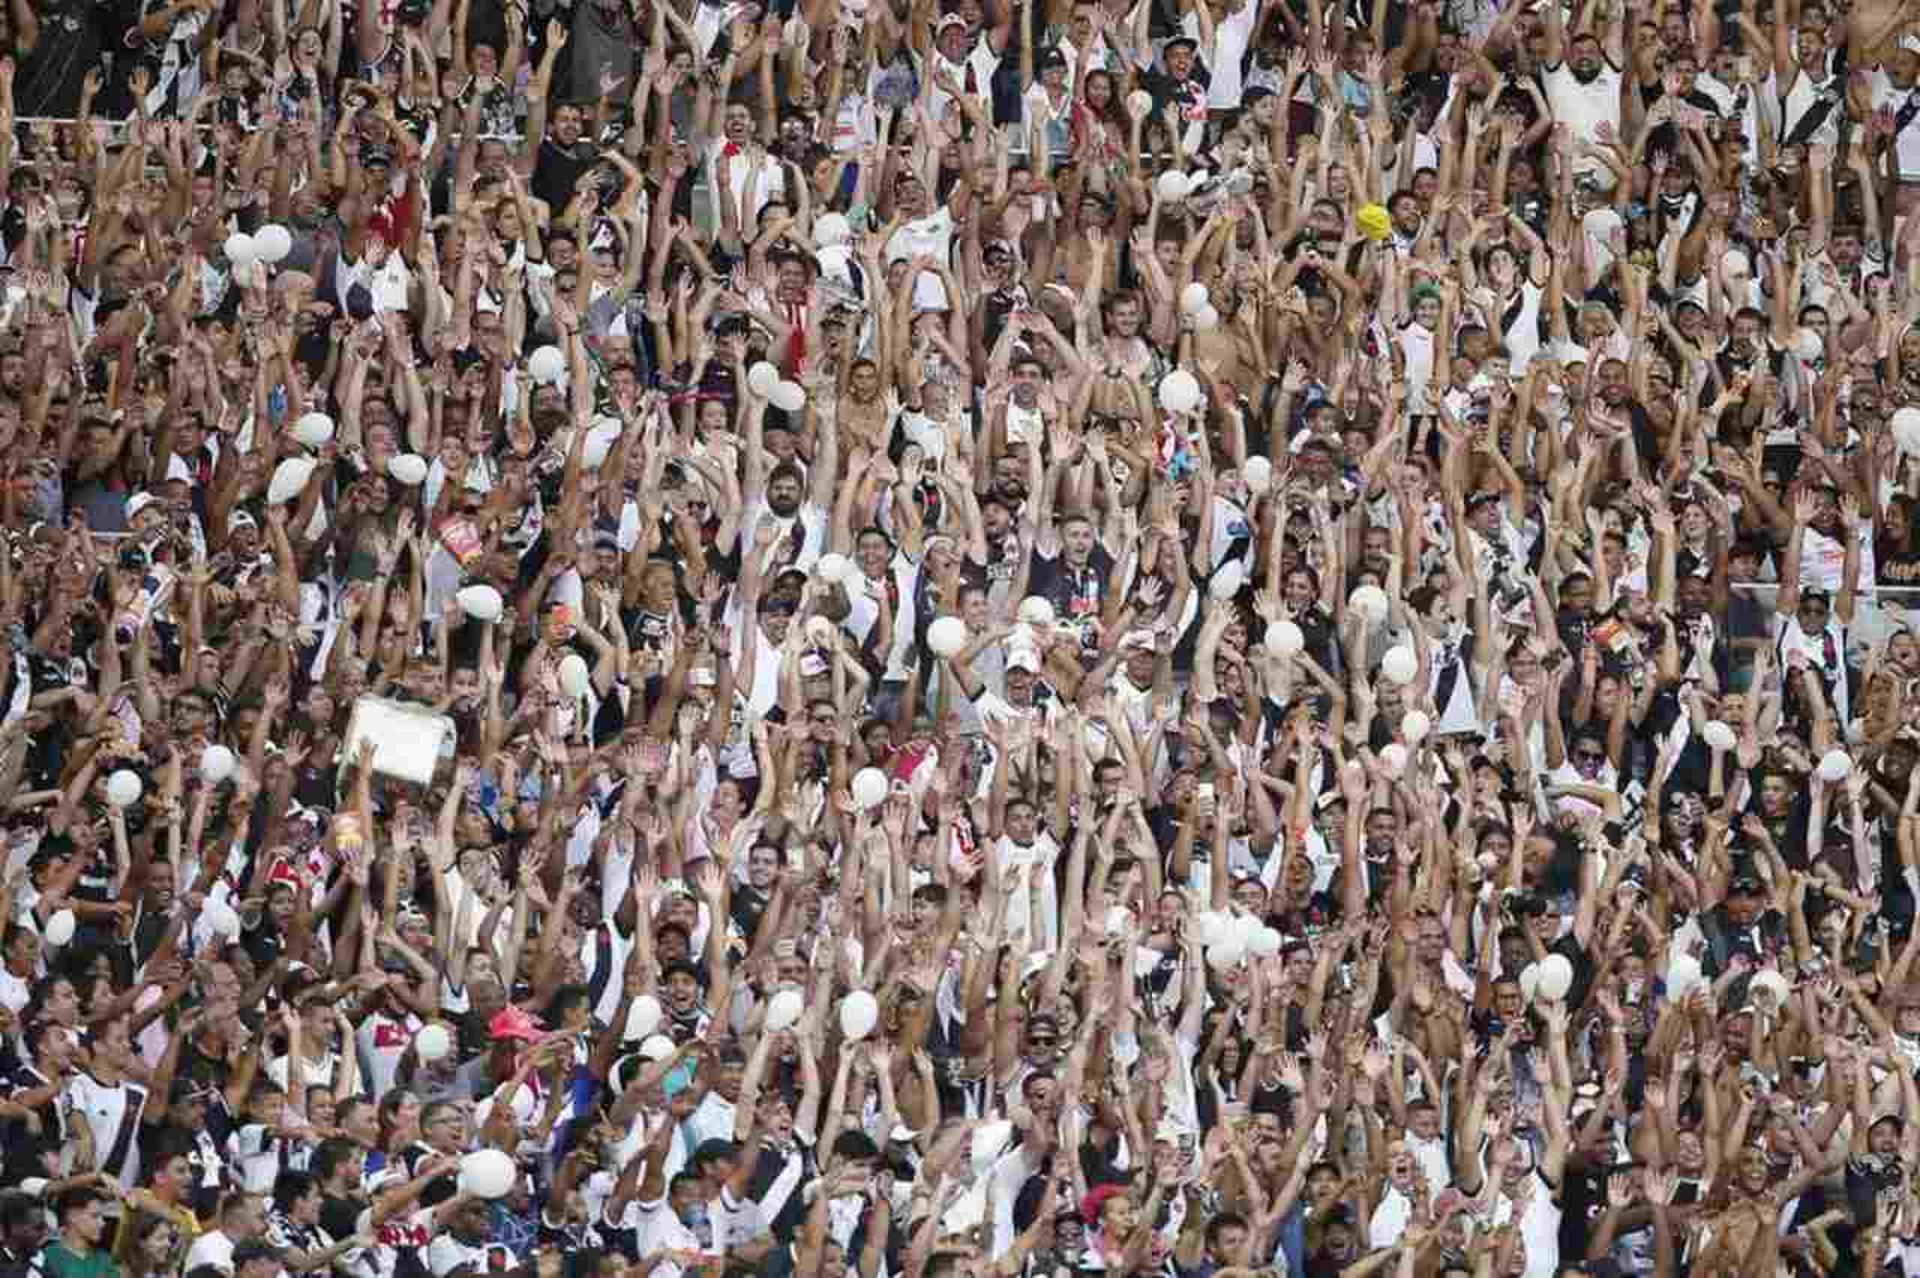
[[6, 0, 1920, 1273]]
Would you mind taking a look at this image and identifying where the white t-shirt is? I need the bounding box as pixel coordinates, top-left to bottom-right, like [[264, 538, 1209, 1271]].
[[1542, 61, 1624, 179], [887, 207, 956, 311], [184, 1229, 238, 1274], [425, 1233, 491, 1277], [1183, 0, 1258, 109]]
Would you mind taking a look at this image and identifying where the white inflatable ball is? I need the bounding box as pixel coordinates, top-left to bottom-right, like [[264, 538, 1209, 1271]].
[[458, 1149, 516, 1199], [42, 910, 75, 947], [1380, 646, 1419, 686], [851, 767, 889, 812], [527, 345, 566, 385], [839, 990, 880, 1040], [107, 769, 143, 808], [386, 453, 429, 485], [200, 745, 237, 785], [928, 616, 969, 658], [1349, 585, 1390, 626], [267, 457, 317, 505], [413, 1023, 453, 1062], [254, 224, 294, 263], [764, 987, 805, 1032], [1536, 953, 1574, 1001], [815, 553, 852, 585], [1266, 620, 1304, 658], [1158, 369, 1203, 415], [292, 412, 335, 448], [1817, 749, 1852, 782], [1894, 407, 1920, 454], [457, 585, 504, 622], [1017, 597, 1056, 626]]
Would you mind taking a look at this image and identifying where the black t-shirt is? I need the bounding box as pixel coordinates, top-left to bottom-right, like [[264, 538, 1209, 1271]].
[[531, 138, 597, 214], [13, 0, 107, 117], [320, 1192, 366, 1242]]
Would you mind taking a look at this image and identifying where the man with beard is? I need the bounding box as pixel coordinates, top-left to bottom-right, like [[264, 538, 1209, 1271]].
[[522, 25, 591, 210], [1540, 7, 1624, 187], [741, 384, 835, 580]]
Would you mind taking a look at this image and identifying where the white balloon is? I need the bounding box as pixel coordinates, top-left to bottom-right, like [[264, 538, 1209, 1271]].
[[1666, 953, 1703, 1000], [1536, 954, 1574, 1002], [457, 585, 504, 622], [292, 411, 335, 448], [764, 987, 805, 1032], [1349, 585, 1390, 626], [267, 456, 317, 505], [1379, 742, 1409, 779], [1180, 282, 1211, 315], [1159, 369, 1203, 415], [413, 1023, 453, 1062], [1895, 407, 1920, 455], [1817, 749, 1852, 782], [1195, 912, 1233, 948], [746, 362, 781, 397], [1247, 926, 1283, 956], [625, 994, 663, 1041], [557, 653, 590, 698], [224, 232, 257, 267], [1207, 938, 1247, 969], [42, 910, 75, 947], [1266, 620, 1304, 658], [637, 1034, 679, 1061], [1701, 720, 1737, 751], [200, 745, 237, 785], [1380, 646, 1419, 686], [1209, 560, 1244, 600], [928, 616, 969, 658], [1191, 304, 1220, 331], [1518, 962, 1541, 1003], [386, 453, 429, 485], [1126, 89, 1154, 120], [1017, 597, 1056, 626], [851, 767, 889, 812], [255, 222, 291, 262], [1155, 170, 1191, 202], [1400, 710, 1432, 744], [839, 990, 880, 1041], [458, 1149, 517, 1200], [805, 616, 836, 648], [106, 769, 143, 809], [815, 553, 853, 585], [769, 381, 807, 412], [527, 345, 566, 385], [254, 224, 294, 263], [1242, 456, 1273, 494], [1794, 327, 1824, 364]]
